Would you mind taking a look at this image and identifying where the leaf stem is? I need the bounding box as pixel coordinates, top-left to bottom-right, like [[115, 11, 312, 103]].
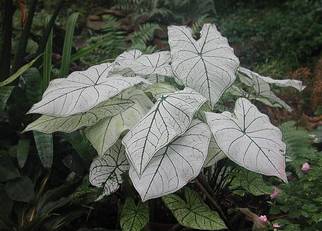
[[195, 176, 233, 231]]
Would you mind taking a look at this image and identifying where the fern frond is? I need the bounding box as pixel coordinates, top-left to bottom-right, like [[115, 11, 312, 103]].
[[130, 23, 160, 53]]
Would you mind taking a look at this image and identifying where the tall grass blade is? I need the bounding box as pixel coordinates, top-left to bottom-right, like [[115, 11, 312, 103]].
[[59, 12, 79, 77]]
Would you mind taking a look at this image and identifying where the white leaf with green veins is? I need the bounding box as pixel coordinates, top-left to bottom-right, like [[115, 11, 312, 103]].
[[115, 49, 173, 77], [123, 88, 207, 175], [206, 98, 287, 182], [162, 188, 226, 230], [120, 198, 149, 231], [89, 140, 129, 199], [129, 120, 210, 201], [85, 90, 153, 156], [144, 82, 177, 99], [28, 63, 149, 116], [168, 24, 239, 107], [24, 98, 134, 133]]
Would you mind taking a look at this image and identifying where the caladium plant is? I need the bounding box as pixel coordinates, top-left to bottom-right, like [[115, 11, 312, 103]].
[[26, 23, 305, 230]]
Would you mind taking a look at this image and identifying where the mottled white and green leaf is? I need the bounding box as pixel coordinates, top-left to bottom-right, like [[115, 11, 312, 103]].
[[168, 24, 239, 107], [24, 98, 134, 133], [206, 98, 287, 182], [129, 120, 211, 201], [123, 88, 206, 175], [120, 197, 149, 231], [85, 89, 153, 156], [162, 188, 226, 230], [89, 140, 129, 199]]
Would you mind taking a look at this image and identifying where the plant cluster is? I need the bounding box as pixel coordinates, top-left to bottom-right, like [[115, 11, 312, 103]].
[[24, 23, 305, 230]]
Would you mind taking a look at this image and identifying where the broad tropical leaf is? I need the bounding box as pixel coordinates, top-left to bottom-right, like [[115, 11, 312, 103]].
[[162, 188, 226, 230], [230, 167, 272, 196], [129, 120, 210, 201], [28, 63, 148, 116], [89, 140, 129, 198], [120, 198, 149, 231], [204, 136, 226, 167], [168, 24, 239, 107], [5, 176, 35, 202], [85, 90, 153, 155], [115, 49, 172, 77], [206, 98, 287, 182], [123, 88, 206, 175], [33, 131, 53, 168], [144, 82, 177, 99], [24, 98, 133, 133], [238, 67, 305, 111]]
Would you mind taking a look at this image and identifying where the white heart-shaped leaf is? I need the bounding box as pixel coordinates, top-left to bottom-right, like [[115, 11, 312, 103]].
[[24, 98, 134, 133], [85, 90, 153, 155], [129, 120, 211, 201], [168, 24, 239, 107], [123, 88, 207, 175], [115, 49, 173, 77], [206, 98, 287, 182], [28, 63, 148, 116], [89, 140, 129, 198]]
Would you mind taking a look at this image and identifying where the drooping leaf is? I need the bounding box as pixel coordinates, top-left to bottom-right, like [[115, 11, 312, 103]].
[[115, 49, 173, 77], [0, 56, 39, 87], [129, 120, 211, 201], [0, 86, 14, 111], [204, 136, 226, 167], [42, 15, 53, 92], [33, 131, 54, 168], [23, 67, 43, 105], [238, 67, 305, 112], [123, 88, 206, 175], [120, 197, 149, 231], [24, 98, 134, 133], [5, 176, 35, 202], [230, 167, 273, 196], [28, 63, 149, 116], [206, 98, 287, 182], [85, 89, 153, 156], [168, 24, 239, 107], [16, 138, 30, 168], [89, 140, 129, 199], [162, 187, 226, 230]]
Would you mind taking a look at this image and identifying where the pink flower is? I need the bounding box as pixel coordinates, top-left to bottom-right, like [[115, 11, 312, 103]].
[[273, 223, 281, 228], [270, 187, 281, 199], [258, 215, 268, 224], [301, 162, 311, 173]]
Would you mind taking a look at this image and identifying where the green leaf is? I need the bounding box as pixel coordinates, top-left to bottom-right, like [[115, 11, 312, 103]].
[[24, 98, 133, 133], [24, 67, 42, 105], [0, 184, 13, 221], [59, 12, 79, 77], [33, 131, 53, 168], [0, 56, 39, 87], [0, 86, 14, 111], [5, 176, 35, 202], [230, 167, 273, 196], [0, 155, 20, 182], [16, 139, 30, 168], [162, 188, 226, 230], [120, 198, 149, 231], [42, 16, 53, 92]]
